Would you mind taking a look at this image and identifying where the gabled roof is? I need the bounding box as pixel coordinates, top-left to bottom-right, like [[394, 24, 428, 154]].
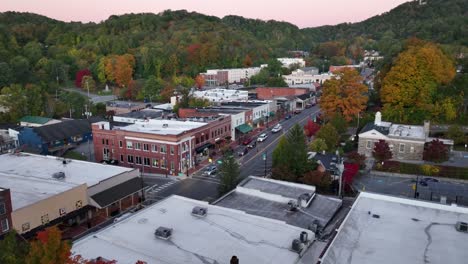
[[33, 119, 92, 142], [313, 152, 339, 171], [91, 177, 143, 208], [297, 93, 313, 100], [359, 122, 390, 136], [20, 116, 53, 124]]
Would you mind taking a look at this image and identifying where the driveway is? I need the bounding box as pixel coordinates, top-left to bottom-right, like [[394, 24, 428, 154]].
[[62, 87, 117, 104]]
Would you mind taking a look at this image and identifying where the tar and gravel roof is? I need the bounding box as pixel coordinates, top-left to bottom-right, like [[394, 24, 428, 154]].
[[72, 195, 314, 264], [0, 153, 134, 210], [320, 192, 468, 264]]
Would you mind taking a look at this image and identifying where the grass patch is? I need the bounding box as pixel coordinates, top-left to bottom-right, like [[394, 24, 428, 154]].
[[376, 161, 468, 180], [64, 150, 88, 161]]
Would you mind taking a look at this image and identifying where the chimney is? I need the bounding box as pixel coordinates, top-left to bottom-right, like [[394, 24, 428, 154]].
[[374, 111, 382, 126], [423, 120, 430, 138]]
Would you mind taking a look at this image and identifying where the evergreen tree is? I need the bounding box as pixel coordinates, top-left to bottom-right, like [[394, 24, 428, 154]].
[[218, 154, 241, 195]]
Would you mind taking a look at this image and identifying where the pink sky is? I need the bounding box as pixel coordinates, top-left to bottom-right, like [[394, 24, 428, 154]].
[[1, 0, 410, 28]]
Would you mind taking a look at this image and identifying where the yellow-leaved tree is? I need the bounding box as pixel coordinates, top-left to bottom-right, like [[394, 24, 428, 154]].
[[320, 68, 368, 121]]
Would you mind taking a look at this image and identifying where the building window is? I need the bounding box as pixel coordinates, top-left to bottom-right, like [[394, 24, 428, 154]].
[[126, 141, 133, 149], [135, 142, 141, 150], [1, 218, 9, 233], [127, 155, 134, 164], [151, 144, 157, 152], [366, 140, 372, 149], [143, 144, 149, 151], [144, 157, 150, 166], [161, 145, 166, 153], [0, 202, 5, 215], [102, 139, 105, 145], [119, 140, 123, 148], [410, 146, 415, 153], [76, 200, 83, 209], [120, 154, 124, 162], [135, 156, 142, 165], [152, 158, 159, 168], [196, 138, 200, 144], [161, 159, 166, 169], [59, 208, 67, 216], [170, 161, 175, 171], [41, 214, 49, 224], [22, 222, 30, 232], [399, 143, 405, 153], [106, 139, 109, 145], [170, 146, 174, 155]]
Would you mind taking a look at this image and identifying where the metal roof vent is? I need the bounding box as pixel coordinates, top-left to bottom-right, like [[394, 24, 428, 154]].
[[291, 239, 303, 253], [456, 222, 468, 233], [191, 206, 208, 217], [52, 172, 66, 180], [155, 226, 172, 240], [288, 200, 298, 212], [162, 124, 169, 128]]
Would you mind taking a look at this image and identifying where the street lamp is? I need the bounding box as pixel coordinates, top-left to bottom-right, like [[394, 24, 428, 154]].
[[262, 152, 267, 177], [414, 175, 419, 199]]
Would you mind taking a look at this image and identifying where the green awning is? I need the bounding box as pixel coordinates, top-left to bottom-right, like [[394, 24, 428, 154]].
[[236, 124, 253, 134], [269, 111, 275, 117]]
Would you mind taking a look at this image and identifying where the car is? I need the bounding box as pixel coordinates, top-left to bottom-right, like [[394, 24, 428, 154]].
[[238, 148, 249, 156], [242, 137, 253, 145], [419, 177, 439, 186], [294, 109, 302, 114], [272, 124, 282, 133], [305, 104, 312, 109], [247, 140, 257, 149], [285, 114, 292, 120], [204, 165, 218, 176], [257, 133, 268, 142]]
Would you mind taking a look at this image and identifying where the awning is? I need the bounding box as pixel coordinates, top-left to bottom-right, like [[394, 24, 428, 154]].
[[195, 143, 214, 154], [269, 111, 275, 117], [236, 124, 253, 134]]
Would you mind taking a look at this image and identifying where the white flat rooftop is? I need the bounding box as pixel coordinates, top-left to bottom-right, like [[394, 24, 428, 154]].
[[72, 195, 314, 264], [117, 119, 206, 135], [321, 192, 468, 264], [388, 123, 425, 139], [0, 153, 134, 210]]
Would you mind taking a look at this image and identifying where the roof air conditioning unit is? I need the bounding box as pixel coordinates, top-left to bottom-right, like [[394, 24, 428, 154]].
[[155, 226, 173, 240], [456, 222, 468, 233], [52, 171, 66, 180], [162, 124, 169, 128], [288, 200, 298, 212], [191, 206, 208, 217], [291, 239, 303, 253]]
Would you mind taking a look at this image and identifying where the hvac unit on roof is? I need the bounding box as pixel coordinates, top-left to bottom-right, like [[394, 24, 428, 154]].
[[155, 226, 173, 240], [52, 171, 66, 180], [162, 124, 169, 128], [191, 206, 208, 217], [456, 222, 468, 233]]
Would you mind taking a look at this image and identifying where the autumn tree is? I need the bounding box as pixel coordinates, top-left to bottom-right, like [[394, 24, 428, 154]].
[[304, 119, 320, 137], [423, 139, 449, 163], [195, 75, 205, 89], [372, 140, 393, 163], [346, 151, 366, 169], [315, 123, 339, 151], [26, 226, 72, 264], [74, 69, 91, 88], [141, 76, 164, 102], [447, 125, 466, 145], [243, 54, 253, 67], [380, 40, 456, 123], [81, 75, 96, 92], [320, 68, 368, 121], [309, 138, 328, 152], [300, 170, 332, 190], [329, 113, 348, 134], [114, 54, 135, 87], [0, 230, 29, 264]]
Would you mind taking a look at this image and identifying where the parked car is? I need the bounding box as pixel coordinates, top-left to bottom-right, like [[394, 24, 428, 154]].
[[247, 140, 257, 149], [257, 133, 268, 142], [294, 109, 302, 114], [419, 177, 439, 186], [285, 115, 292, 120], [238, 147, 249, 156], [272, 124, 282, 133], [242, 137, 253, 145], [204, 165, 218, 176], [305, 104, 312, 109]]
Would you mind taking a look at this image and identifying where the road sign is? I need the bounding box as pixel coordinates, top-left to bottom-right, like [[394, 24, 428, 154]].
[[217, 160, 223, 164], [262, 153, 266, 160]]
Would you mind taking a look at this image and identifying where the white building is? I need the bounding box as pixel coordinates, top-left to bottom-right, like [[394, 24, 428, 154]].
[[277, 58, 306, 68], [320, 192, 468, 264], [72, 195, 315, 264], [201, 65, 267, 85], [283, 70, 334, 86], [193, 89, 249, 103]]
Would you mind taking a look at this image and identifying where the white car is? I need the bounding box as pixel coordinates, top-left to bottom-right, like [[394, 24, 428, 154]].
[[257, 133, 268, 142], [271, 124, 282, 133]]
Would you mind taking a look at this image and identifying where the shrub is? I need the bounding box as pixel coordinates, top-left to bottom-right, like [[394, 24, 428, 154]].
[[420, 164, 440, 176]]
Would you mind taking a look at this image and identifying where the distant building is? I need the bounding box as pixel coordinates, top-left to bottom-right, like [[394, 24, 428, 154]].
[[214, 176, 342, 231], [19, 116, 61, 127], [192, 88, 249, 103], [72, 195, 316, 264], [277, 58, 306, 68], [358, 112, 453, 160], [0, 188, 12, 237], [0, 153, 141, 238], [283, 70, 334, 86], [106, 101, 147, 115], [320, 192, 468, 264], [200, 66, 267, 86], [112, 109, 164, 124], [328, 65, 360, 73], [363, 50, 383, 63]]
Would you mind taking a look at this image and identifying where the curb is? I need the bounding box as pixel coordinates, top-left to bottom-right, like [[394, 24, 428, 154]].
[[370, 170, 468, 184]]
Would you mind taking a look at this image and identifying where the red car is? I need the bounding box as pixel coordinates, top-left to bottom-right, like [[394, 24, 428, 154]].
[[242, 137, 253, 145]]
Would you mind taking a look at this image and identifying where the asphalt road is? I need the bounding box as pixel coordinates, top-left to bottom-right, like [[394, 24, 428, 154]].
[[142, 106, 321, 203], [353, 173, 468, 206], [63, 87, 117, 104]]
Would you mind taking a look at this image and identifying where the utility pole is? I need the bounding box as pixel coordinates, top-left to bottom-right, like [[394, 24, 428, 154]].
[[336, 151, 345, 198], [85, 79, 90, 119], [414, 175, 419, 198]]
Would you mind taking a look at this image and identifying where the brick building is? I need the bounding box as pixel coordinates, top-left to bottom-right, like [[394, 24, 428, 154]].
[[256, 87, 308, 100], [0, 188, 12, 236], [93, 117, 231, 176]]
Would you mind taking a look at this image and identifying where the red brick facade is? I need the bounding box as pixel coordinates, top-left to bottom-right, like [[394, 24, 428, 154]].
[[93, 117, 231, 176], [256, 87, 308, 100], [0, 188, 13, 236]]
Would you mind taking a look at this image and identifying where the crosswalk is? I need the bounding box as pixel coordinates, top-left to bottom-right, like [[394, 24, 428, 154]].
[[145, 181, 177, 197]]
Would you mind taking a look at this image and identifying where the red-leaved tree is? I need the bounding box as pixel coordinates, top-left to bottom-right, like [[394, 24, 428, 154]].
[[195, 75, 205, 89], [304, 119, 320, 137], [423, 139, 449, 163], [372, 140, 393, 163], [75, 69, 91, 88]]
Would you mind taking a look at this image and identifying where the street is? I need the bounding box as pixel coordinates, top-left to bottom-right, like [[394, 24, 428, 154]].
[[142, 105, 321, 203], [63, 87, 117, 104]]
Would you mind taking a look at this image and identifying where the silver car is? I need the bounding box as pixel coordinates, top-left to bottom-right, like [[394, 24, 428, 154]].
[[204, 165, 218, 176]]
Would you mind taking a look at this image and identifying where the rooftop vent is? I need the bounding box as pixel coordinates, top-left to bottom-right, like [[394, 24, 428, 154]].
[[155, 226, 172, 240], [52, 172, 66, 180], [162, 124, 169, 128], [191, 206, 208, 217], [456, 222, 468, 233], [291, 239, 303, 253], [288, 200, 298, 212]]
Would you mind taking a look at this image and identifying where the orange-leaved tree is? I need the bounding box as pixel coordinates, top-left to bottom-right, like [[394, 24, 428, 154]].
[[26, 226, 72, 264], [320, 68, 368, 121], [195, 75, 205, 89]]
